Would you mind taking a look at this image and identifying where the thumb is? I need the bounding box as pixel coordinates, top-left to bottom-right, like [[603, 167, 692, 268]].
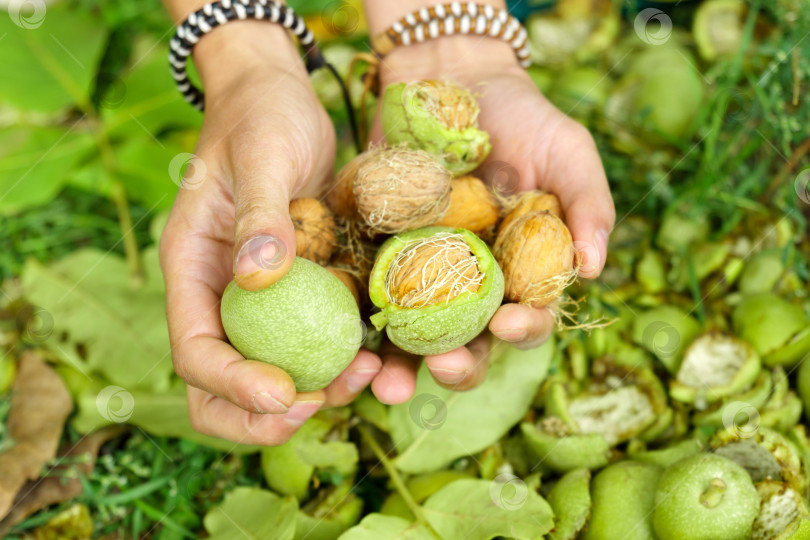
[[232, 160, 298, 291]]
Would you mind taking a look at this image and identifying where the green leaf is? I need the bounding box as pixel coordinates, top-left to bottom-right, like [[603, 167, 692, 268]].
[[115, 137, 185, 211], [422, 478, 554, 539], [352, 390, 390, 432], [262, 441, 315, 502], [102, 40, 201, 140], [0, 6, 106, 112], [389, 341, 553, 473], [262, 416, 359, 500], [338, 514, 433, 540], [296, 481, 364, 540], [68, 374, 253, 452], [204, 487, 298, 540], [296, 513, 350, 540], [66, 158, 113, 198], [0, 126, 95, 214], [21, 245, 173, 391]]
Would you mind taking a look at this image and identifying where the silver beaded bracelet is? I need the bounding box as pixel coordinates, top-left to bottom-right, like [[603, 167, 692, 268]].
[[168, 0, 318, 111], [371, 2, 530, 68]]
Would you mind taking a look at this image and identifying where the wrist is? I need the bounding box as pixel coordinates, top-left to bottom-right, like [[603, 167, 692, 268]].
[[192, 20, 307, 98], [379, 33, 520, 86]]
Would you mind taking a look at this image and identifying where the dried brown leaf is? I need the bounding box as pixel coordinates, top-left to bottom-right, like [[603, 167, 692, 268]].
[[0, 351, 72, 519], [0, 425, 125, 533]]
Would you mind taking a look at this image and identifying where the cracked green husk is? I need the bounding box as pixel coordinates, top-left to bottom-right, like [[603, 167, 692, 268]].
[[381, 82, 491, 176], [368, 227, 504, 356]]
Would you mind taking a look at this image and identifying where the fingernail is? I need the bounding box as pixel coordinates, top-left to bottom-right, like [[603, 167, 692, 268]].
[[497, 328, 528, 342], [283, 400, 322, 427], [431, 368, 468, 385], [346, 368, 378, 393], [251, 391, 289, 414], [235, 234, 287, 276], [596, 229, 610, 265]]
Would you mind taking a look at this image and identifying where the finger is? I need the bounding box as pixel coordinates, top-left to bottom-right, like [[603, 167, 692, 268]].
[[187, 386, 324, 446], [489, 303, 555, 350], [371, 344, 420, 405], [230, 141, 304, 291], [175, 335, 297, 413], [161, 218, 297, 414], [543, 123, 615, 279], [424, 335, 491, 391], [322, 349, 383, 408]]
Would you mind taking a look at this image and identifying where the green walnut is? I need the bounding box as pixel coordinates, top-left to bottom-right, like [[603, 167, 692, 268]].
[[221, 257, 363, 392], [369, 227, 504, 356], [692, 0, 746, 62], [732, 293, 808, 365], [547, 469, 591, 540], [584, 461, 663, 540], [653, 453, 760, 540], [381, 81, 491, 176]]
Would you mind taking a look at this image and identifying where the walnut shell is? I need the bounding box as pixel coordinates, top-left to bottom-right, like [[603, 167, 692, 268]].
[[493, 210, 575, 307], [290, 198, 337, 264], [499, 191, 564, 233], [327, 152, 370, 219], [353, 146, 451, 233], [327, 267, 361, 307], [386, 233, 482, 308], [432, 176, 500, 234]]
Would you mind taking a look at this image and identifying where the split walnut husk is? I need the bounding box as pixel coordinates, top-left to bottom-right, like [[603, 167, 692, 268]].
[[669, 333, 761, 408], [368, 227, 504, 355], [381, 81, 491, 176]]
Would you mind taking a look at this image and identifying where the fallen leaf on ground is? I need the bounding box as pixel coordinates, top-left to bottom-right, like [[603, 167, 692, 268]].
[[0, 425, 125, 534], [0, 351, 72, 519]]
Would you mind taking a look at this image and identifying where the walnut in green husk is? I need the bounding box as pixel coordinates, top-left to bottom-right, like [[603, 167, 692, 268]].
[[382, 81, 491, 176]]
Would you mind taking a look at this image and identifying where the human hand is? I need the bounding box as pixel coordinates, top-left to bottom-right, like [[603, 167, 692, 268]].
[[160, 21, 381, 445], [368, 35, 615, 403]]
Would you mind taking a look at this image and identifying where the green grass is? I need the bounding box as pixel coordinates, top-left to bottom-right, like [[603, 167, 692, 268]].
[[0, 186, 153, 280], [1, 0, 808, 537], [7, 427, 266, 539]]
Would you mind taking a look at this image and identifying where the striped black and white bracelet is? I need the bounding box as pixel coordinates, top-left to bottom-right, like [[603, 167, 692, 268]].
[[168, 0, 320, 111], [371, 2, 530, 68]]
